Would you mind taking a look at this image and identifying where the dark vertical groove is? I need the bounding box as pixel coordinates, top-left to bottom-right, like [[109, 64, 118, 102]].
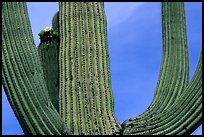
[[73, 3, 80, 134], [65, 2, 71, 129], [70, 3, 77, 133]]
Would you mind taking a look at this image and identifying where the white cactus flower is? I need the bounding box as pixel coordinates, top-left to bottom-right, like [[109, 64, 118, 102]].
[[44, 27, 51, 31]]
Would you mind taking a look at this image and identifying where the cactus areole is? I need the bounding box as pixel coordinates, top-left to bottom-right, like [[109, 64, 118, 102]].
[[2, 2, 202, 135]]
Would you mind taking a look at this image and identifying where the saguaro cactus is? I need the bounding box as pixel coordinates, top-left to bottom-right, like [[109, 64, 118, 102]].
[[37, 27, 59, 112], [2, 2, 71, 135], [58, 2, 121, 135], [2, 2, 202, 135], [37, 12, 60, 111]]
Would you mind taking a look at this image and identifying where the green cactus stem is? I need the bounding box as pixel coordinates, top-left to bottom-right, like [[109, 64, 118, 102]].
[[137, 2, 189, 120], [2, 2, 71, 135], [52, 11, 59, 32], [58, 2, 121, 135], [37, 13, 60, 112], [121, 49, 202, 135], [121, 2, 201, 135], [2, 2, 202, 135], [37, 28, 59, 112]]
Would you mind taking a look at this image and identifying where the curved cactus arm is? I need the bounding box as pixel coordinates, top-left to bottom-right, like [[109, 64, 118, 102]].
[[121, 2, 190, 128], [158, 49, 202, 135], [121, 49, 202, 135], [135, 2, 189, 122], [2, 2, 71, 135], [150, 1, 189, 109], [121, 2, 201, 134]]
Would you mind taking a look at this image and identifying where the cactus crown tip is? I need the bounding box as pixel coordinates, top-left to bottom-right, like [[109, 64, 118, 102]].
[[38, 27, 59, 43], [44, 27, 52, 31]]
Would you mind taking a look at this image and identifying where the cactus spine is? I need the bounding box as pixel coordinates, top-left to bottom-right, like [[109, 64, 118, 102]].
[[2, 2, 202, 135]]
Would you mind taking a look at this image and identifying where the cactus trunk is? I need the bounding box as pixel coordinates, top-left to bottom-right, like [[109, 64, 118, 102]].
[[58, 2, 121, 135]]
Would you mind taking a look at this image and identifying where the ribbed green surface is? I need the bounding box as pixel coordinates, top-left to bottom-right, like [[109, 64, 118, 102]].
[[52, 11, 59, 32], [121, 2, 201, 135], [37, 12, 60, 112], [122, 50, 202, 135], [138, 2, 189, 120], [59, 2, 121, 135], [38, 40, 59, 112], [2, 2, 201, 135], [2, 2, 71, 135]]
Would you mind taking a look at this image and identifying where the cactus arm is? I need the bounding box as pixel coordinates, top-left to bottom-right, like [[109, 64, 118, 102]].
[[2, 2, 71, 135], [52, 11, 59, 32], [37, 39, 59, 112], [121, 2, 201, 135], [155, 2, 189, 108], [121, 49, 202, 135], [139, 2, 189, 119], [122, 2, 190, 125], [164, 50, 202, 135], [37, 12, 60, 111], [151, 50, 202, 135]]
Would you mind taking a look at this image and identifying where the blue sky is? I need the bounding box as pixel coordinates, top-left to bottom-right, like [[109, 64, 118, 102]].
[[2, 2, 202, 135]]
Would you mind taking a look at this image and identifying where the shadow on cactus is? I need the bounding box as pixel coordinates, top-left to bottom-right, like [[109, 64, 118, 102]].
[[2, 2, 202, 135]]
